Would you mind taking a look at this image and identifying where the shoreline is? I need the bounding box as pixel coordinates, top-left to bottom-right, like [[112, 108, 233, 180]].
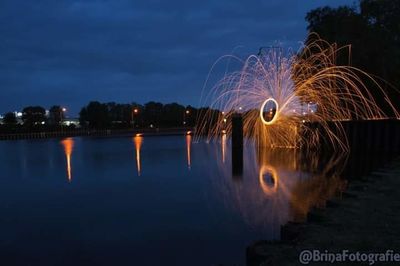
[[0, 127, 194, 141], [247, 156, 400, 265]]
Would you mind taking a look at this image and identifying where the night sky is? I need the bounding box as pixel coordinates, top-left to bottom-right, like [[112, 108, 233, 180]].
[[0, 0, 353, 116]]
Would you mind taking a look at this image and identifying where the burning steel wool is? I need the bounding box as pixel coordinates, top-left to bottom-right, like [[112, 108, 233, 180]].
[[196, 35, 399, 151]]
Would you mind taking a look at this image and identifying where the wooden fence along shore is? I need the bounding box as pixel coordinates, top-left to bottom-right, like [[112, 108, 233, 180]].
[[309, 119, 400, 153], [1, 119, 399, 153], [0, 127, 194, 141]]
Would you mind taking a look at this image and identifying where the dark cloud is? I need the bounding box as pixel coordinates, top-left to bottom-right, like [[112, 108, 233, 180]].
[[0, 0, 353, 115]]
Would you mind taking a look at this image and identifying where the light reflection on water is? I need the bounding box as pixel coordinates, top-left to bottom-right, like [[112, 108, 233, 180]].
[[133, 135, 143, 176], [186, 134, 191, 169], [221, 133, 227, 163], [61, 138, 74, 182], [60, 135, 347, 237], [206, 139, 347, 238], [0, 135, 354, 265]]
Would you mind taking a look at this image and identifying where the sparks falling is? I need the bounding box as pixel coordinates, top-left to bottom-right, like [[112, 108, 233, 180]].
[[196, 34, 399, 151]]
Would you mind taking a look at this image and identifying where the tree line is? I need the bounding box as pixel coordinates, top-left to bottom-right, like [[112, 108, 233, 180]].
[[0, 101, 208, 133], [1, 105, 68, 133], [305, 0, 400, 116], [78, 101, 198, 129]]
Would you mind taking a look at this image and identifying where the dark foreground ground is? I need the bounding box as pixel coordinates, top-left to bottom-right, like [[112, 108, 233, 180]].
[[247, 157, 400, 266]]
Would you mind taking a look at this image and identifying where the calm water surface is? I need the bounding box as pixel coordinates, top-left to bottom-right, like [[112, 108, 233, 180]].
[[0, 135, 352, 265]]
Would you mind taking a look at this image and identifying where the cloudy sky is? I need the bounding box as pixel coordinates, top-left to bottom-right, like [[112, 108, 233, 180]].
[[0, 0, 353, 115]]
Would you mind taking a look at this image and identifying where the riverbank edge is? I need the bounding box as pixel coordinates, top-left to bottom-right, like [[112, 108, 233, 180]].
[[0, 127, 195, 141], [247, 156, 400, 266]]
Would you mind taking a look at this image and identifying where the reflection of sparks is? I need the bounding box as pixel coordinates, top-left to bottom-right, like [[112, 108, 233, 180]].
[[258, 165, 279, 195], [196, 34, 399, 151], [221, 133, 226, 163], [186, 134, 191, 169], [134, 136, 143, 176], [61, 138, 74, 182], [210, 144, 348, 234]]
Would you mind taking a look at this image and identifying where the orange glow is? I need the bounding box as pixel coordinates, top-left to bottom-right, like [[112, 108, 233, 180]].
[[61, 138, 74, 182], [259, 165, 279, 196], [186, 134, 191, 169], [135, 133, 143, 137], [186, 131, 192, 135], [196, 34, 399, 152], [221, 133, 226, 163], [260, 98, 279, 125], [134, 135, 143, 176], [134, 108, 139, 114]]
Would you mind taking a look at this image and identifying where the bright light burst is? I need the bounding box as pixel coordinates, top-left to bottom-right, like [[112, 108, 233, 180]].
[[196, 34, 399, 151]]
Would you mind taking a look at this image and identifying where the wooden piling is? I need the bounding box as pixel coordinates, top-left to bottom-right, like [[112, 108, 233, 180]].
[[232, 113, 243, 175]]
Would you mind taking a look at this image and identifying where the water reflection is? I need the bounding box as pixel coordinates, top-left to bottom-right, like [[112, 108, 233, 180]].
[[258, 165, 279, 196], [221, 133, 227, 163], [133, 135, 143, 176], [55, 135, 347, 239], [209, 143, 348, 239], [186, 134, 191, 169], [61, 138, 74, 182]]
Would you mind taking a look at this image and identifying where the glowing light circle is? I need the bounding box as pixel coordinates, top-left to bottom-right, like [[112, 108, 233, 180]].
[[260, 98, 279, 125], [259, 165, 278, 196]]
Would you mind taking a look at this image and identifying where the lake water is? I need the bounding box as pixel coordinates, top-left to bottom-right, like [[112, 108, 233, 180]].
[[0, 135, 375, 265]]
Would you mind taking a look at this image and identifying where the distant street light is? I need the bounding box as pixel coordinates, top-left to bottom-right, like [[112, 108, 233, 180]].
[[183, 109, 190, 126], [60, 107, 67, 133], [132, 107, 139, 128]]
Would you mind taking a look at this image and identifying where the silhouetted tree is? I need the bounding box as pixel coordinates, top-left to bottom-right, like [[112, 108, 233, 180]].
[[184, 105, 197, 127], [143, 101, 163, 127], [305, 0, 400, 116], [22, 106, 46, 128], [79, 101, 110, 128], [3, 112, 17, 126], [106, 103, 132, 128], [161, 103, 185, 127], [49, 105, 64, 125]]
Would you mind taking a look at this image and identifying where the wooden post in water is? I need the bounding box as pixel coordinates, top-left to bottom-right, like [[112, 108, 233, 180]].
[[232, 113, 243, 175]]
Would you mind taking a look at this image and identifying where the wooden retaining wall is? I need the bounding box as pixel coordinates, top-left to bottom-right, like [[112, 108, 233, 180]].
[[0, 128, 194, 141], [307, 119, 400, 153]]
